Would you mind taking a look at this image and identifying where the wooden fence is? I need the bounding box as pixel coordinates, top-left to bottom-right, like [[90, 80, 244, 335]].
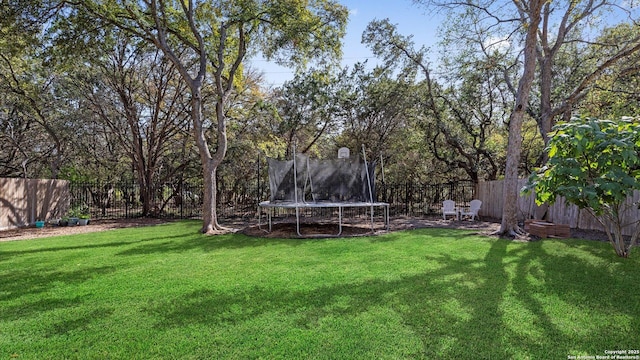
[[0, 178, 70, 231], [477, 179, 640, 236]]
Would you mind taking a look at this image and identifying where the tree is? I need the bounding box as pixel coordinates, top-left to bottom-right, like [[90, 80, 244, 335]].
[[413, 0, 554, 235], [0, 2, 68, 178], [531, 4, 640, 146], [217, 68, 273, 207], [433, 48, 514, 182], [498, 0, 544, 236], [362, 18, 511, 183], [68, 0, 348, 233], [511, 2, 640, 224], [526, 116, 640, 258], [75, 33, 195, 215], [331, 64, 436, 183], [0, 97, 37, 177], [413, 1, 640, 235], [0, 45, 73, 179], [272, 70, 342, 157], [580, 24, 640, 120]]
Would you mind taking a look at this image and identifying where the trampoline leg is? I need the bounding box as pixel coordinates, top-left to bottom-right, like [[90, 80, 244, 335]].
[[296, 207, 302, 237], [258, 206, 272, 233], [370, 205, 374, 232], [386, 205, 390, 231], [337, 206, 343, 236]]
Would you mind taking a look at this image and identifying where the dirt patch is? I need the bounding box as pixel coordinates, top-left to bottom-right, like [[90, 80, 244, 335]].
[[242, 215, 610, 241], [0, 215, 609, 242], [0, 218, 172, 242], [242, 222, 377, 238], [243, 216, 503, 239]]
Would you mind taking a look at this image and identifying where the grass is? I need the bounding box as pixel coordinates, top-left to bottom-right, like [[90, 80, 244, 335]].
[[1, 220, 639, 359]]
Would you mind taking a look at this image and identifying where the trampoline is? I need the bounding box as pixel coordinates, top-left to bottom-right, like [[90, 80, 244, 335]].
[[258, 147, 390, 237]]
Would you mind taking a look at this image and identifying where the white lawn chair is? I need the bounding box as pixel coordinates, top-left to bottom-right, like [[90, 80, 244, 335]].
[[460, 199, 482, 221], [442, 200, 458, 220]]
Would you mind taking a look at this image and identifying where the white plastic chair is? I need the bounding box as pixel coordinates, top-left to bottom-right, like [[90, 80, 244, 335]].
[[442, 200, 458, 220], [460, 199, 482, 221]]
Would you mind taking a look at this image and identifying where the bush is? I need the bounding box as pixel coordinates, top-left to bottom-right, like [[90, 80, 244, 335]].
[[526, 116, 640, 257]]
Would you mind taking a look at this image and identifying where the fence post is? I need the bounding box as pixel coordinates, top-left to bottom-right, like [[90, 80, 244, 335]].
[[257, 155, 261, 204], [404, 183, 409, 215], [180, 185, 184, 219], [125, 182, 129, 218]]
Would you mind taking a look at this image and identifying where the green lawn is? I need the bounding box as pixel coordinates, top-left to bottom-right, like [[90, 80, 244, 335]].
[[1, 221, 638, 359]]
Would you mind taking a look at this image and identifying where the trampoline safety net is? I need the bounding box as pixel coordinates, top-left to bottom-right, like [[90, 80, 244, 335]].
[[267, 154, 376, 203]]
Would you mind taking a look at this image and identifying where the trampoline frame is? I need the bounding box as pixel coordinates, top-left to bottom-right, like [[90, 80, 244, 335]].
[[258, 145, 389, 237], [258, 201, 390, 237]]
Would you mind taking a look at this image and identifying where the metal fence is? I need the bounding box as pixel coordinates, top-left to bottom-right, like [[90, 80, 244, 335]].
[[69, 180, 477, 220], [379, 181, 476, 216]]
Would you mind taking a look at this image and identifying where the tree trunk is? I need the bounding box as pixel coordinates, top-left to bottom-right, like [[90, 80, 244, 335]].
[[500, 110, 525, 236], [499, 0, 544, 236], [189, 89, 216, 233], [140, 181, 154, 216], [189, 84, 228, 234], [201, 159, 218, 233], [539, 59, 554, 147]]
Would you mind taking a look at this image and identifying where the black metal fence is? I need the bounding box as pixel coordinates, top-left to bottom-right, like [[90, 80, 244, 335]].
[[379, 181, 476, 216], [69, 180, 477, 220]]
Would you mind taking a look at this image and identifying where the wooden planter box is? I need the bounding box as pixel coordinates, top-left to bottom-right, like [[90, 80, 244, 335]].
[[550, 224, 571, 238], [526, 220, 570, 238]]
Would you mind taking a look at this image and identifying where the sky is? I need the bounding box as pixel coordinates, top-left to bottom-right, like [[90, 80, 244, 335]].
[[248, 1, 640, 88], [248, 0, 444, 87]]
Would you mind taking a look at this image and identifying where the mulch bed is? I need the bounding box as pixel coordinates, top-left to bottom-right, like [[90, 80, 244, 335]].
[[242, 222, 376, 238], [0, 218, 171, 242], [235, 216, 610, 241], [241, 216, 504, 239]]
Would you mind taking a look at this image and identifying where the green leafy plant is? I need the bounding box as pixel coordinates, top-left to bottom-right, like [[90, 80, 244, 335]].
[[69, 204, 90, 219], [525, 116, 640, 257]]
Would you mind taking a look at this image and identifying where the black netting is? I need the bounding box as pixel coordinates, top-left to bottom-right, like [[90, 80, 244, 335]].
[[267, 154, 376, 203], [267, 154, 308, 202]]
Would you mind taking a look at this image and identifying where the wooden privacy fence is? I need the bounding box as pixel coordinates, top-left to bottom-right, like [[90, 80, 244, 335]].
[[477, 179, 640, 236], [0, 178, 70, 231]]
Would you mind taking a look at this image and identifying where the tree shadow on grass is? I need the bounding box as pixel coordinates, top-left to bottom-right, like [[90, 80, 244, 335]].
[[0, 266, 117, 319], [367, 227, 481, 241], [507, 239, 640, 352], [45, 307, 115, 337], [143, 237, 639, 358], [142, 245, 510, 357], [0, 232, 195, 262], [0, 242, 140, 261], [117, 227, 483, 257], [117, 232, 335, 256]]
